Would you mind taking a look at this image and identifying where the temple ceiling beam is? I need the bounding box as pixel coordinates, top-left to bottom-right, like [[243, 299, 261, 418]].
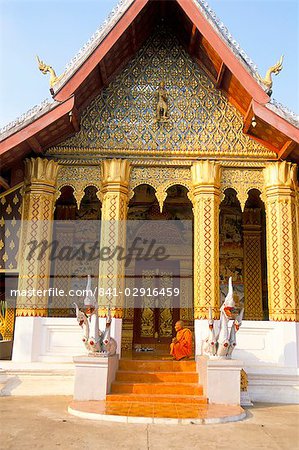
[[278, 140, 296, 160], [246, 134, 279, 154], [99, 60, 108, 86], [131, 21, 137, 53], [243, 103, 254, 134], [188, 24, 198, 55], [27, 136, 43, 154], [216, 61, 226, 89], [0, 176, 10, 190], [194, 52, 216, 84], [69, 108, 80, 132]]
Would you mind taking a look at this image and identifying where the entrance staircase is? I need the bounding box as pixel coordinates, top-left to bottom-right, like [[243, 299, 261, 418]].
[[68, 358, 246, 423], [106, 359, 207, 405]]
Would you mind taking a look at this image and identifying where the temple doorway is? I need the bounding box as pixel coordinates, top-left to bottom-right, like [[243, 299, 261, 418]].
[[121, 184, 193, 353], [219, 188, 268, 320], [133, 260, 180, 345], [50, 185, 102, 317]]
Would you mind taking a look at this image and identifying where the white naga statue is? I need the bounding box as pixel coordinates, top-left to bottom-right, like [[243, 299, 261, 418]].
[[203, 277, 244, 359], [74, 276, 117, 356]]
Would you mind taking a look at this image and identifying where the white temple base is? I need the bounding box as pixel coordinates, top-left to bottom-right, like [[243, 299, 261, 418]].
[[195, 320, 299, 404], [197, 356, 243, 405], [194, 320, 299, 368], [12, 317, 122, 362], [73, 354, 119, 401], [7, 318, 299, 402]]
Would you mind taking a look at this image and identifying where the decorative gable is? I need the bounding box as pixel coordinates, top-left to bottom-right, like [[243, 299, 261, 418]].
[[48, 28, 272, 158]]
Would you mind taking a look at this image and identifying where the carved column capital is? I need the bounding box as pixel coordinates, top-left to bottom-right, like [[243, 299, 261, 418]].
[[191, 160, 222, 188], [24, 157, 59, 193], [263, 161, 297, 194], [101, 159, 131, 192]]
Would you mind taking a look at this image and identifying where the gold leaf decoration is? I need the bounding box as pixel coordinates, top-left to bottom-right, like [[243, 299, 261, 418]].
[[49, 27, 269, 158]]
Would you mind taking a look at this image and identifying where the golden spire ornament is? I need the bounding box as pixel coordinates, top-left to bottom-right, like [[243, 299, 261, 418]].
[[256, 55, 283, 96], [36, 55, 65, 88]]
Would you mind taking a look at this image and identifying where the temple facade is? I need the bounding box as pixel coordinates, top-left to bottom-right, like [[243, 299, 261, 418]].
[[0, 0, 298, 403]]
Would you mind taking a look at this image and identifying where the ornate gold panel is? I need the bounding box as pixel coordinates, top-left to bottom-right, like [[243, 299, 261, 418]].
[[57, 165, 102, 208], [221, 168, 264, 210], [242, 210, 263, 320], [49, 27, 271, 159], [0, 306, 15, 340], [130, 166, 192, 211], [0, 184, 23, 271]]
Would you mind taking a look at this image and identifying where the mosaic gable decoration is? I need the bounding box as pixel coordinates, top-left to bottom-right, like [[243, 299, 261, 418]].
[[50, 28, 271, 157]]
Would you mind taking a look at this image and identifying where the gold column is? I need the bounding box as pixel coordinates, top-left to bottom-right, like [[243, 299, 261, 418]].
[[0, 307, 15, 340], [98, 159, 131, 319], [191, 160, 222, 319], [16, 158, 59, 317], [263, 161, 299, 321], [295, 179, 299, 278], [242, 208, 263, 320]]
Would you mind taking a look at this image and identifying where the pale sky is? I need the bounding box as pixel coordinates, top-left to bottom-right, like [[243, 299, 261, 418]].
[[0, 0, 298, 128]]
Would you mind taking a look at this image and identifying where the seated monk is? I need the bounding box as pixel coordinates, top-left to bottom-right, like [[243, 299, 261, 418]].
[[170, 320, 192, 360]]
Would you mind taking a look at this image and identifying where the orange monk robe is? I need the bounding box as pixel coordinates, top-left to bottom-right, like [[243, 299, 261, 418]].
[[170, 328, 192, 360]]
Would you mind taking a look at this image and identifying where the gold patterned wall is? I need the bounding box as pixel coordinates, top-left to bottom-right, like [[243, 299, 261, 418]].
[[0, 185, 23, 271], [50, 27, 270, 157]]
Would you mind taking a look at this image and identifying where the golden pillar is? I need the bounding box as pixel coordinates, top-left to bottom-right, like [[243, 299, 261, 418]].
[[16, 158, 59, 317], [263, 161, 299, 321], [0, 307, 15, 340], [98, 159, 131, 319], [242, 208, 264, 320], [191, 160, 222, 319]]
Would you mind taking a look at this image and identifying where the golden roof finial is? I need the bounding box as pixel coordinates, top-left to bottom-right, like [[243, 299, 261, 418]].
[[36, 55, 65, 88], [256, 55, 283, 96]]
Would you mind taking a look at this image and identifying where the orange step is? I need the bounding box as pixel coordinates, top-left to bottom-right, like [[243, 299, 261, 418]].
[[110, 381, 202, 395], [115, 370, 198, 383], [106, 394, 208, 404], [106, 358, 207, 408], [118, 360, 196, 372]]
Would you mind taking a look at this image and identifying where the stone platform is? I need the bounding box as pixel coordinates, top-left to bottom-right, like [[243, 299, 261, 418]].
[[68, 400, 246, 424]]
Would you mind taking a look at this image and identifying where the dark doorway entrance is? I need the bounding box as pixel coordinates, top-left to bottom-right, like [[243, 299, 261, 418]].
[[133, 260, 180, 346]]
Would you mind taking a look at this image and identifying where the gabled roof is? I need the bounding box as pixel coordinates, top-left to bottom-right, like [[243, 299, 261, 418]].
[[1, 0, 299, 171]]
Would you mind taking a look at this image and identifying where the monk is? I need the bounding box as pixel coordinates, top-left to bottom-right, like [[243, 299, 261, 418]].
[[170, 320, 192, 360]]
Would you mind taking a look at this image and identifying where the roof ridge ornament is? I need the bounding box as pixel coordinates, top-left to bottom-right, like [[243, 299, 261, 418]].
[[36, 55, 65, 89], [256, 55, 284, 97]]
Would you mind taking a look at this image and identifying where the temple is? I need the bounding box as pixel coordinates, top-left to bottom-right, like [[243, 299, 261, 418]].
[[0, 0, 298, 405]]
